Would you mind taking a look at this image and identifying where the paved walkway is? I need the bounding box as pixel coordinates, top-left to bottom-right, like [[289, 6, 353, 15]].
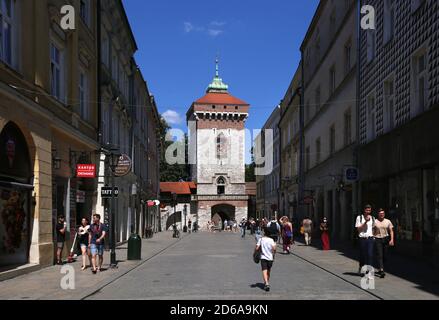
[[0, 231, 186, 300], [289, 238, 439, 300]]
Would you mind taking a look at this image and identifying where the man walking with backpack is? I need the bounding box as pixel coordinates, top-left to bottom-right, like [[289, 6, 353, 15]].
[[355, 205, 376, 276], [267, 215, 281, 243]]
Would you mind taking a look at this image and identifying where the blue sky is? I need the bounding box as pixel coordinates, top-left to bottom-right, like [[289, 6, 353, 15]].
[[123, 0, 319, 161]]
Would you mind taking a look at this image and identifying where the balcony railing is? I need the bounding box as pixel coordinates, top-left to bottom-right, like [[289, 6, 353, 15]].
[[191, 194, 249, 201]]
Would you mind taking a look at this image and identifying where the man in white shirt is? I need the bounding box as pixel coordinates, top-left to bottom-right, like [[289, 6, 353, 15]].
[[255, 227, 277, 292], [355, 205, 375, 275]]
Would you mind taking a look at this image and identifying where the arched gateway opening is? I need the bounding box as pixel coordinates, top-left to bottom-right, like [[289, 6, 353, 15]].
[[211, 204, 235, 230], [0, 122, 33, 268]]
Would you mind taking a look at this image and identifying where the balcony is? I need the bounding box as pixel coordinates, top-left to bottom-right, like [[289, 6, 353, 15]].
[[191, 195, 249, 201]]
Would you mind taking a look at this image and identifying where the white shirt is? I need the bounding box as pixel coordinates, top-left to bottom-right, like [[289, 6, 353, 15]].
[[257, 237, 276, 261], [355, 215, 375, 238]]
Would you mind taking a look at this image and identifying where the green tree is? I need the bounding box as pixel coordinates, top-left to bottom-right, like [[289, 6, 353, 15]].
[[159, 118, 190, 182]]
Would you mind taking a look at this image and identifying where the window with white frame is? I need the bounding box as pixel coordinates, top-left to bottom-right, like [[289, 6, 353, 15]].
[[366, 30, 376, 63], [383, 0, 395, 45], [367, 95, 376, 141], [383, 78, 395, 132], [0, 0, 16, 67], [412, 51, 428, 116], [50, 43, 65, 102], [79, 70, 89, 121]]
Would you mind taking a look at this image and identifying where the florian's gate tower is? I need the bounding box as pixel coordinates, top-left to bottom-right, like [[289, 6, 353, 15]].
[[187, 60, 250, 229]]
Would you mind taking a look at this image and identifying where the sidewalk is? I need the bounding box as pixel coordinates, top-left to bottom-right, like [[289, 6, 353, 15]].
[[0, 231, 187, 300], [288, 239, 439, 300]]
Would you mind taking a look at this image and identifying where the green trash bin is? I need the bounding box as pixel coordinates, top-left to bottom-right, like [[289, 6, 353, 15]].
[[127, 234, 142, 260]]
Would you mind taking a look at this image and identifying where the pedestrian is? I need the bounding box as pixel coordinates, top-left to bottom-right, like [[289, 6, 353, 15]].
[[373, 209, 395, 278], [281, 217, 293, 254], [355, 205, 376, 275], [302, 217, 313, 246], [188, 220, 192, 233], [88, 214, 107, 274], [233, 219, 238, 233], [207, 221, 211, 232], [240, 218, 246, 238], [255, 227, 277, 292], [78, 217, 91, 271], [320, 217, 330, 250], [267, 216, 281, 243], [55, 215, 67, 265], [224, 219, 228, 232]]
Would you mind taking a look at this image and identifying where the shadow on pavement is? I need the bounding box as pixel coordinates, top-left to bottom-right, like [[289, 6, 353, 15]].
[[293, 235, 439, 297], [250, 283, 266, 291]]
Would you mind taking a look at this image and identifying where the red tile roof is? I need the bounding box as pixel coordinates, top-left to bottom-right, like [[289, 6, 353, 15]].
[[195, 92, 248, 105], [160, 182, 196, 195]]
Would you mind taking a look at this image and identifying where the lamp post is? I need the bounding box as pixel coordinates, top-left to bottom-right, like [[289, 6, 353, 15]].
[[183, 204, 188, 233], [104, 145, 120, 269], [172, 192, 177, 236]]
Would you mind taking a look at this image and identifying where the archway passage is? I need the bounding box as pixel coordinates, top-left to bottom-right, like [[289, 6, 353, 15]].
[[166, 211, 182, 231], [211, 204, 236, 230], [0, 122, 32, 268]]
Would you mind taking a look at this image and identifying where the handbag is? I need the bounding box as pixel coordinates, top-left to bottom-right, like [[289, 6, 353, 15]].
[[253, 247, 261, 264]]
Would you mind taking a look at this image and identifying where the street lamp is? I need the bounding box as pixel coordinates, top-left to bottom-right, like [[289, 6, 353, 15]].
[[103, 144, 120, 269], [183, 204, 188, 233]]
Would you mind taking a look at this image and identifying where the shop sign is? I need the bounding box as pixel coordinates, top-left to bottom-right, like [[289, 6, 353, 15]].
[[114, 154, 132, 177], [76, 164, 96, 178]]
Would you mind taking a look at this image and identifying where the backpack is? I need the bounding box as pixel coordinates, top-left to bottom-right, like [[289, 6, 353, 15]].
[[268, 222, 279, 236]]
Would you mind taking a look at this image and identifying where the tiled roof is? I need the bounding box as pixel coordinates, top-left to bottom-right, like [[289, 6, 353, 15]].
[[195, 92, 248, 105], [160, 182, 196, 195]]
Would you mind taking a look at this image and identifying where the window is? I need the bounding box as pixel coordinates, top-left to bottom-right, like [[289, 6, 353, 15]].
[[411, 0, 425, 13], [329, 125, 335, 155], [367, 95, 376, 141], [305, 147, 310, 172], [315, 138, 321, 165], [79, 0, 90, 26], [384, 79, 395, 132], [216, 134, 227, 160], [79, 71, 89, 121], [345, 41, 352, 74], [344, 109, 352, 146], [315, 86, 321, 111], [50, 43, 64, 102], [329, 66, 336, 95], [384, 0, 395, 45], [102, 105, 110, 144], [217, 176, 226, 195], [102, 32, 109, 67], [366, 30, 376, 63], [0, 0, 14, 66], [330, 9, 336, 37], [412, 51, 428, 116]]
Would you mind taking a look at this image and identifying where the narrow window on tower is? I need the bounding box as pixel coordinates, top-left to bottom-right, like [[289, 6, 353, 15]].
[[217, 176, 226, 195], [216, 133, 228, 162]]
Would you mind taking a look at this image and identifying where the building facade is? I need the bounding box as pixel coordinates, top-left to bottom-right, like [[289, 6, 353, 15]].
[[0, 0, 100, 269], [358, 0, 439, 258], [187, 62, 250, 229], [300, 0, 358, 240], [279, 65, 302, 222], [0, 0, 160, 274], [255, 106, 280, 219]]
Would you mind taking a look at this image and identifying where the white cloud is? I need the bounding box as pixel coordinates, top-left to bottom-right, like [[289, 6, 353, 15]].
[[184, 22, 194, 33], [210, 21, 226, 27], [207, 29, 223, 37], [183, 21, 225, 37], [162, 110, 183, 125]]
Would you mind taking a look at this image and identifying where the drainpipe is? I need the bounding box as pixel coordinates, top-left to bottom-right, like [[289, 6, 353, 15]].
[[97, 0, 102, 146], [354, 0, 362, 218], [298, 52, 305, 222]]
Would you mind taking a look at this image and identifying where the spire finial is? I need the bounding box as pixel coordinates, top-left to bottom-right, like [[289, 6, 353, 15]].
[[215, 56, 219, 78]]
